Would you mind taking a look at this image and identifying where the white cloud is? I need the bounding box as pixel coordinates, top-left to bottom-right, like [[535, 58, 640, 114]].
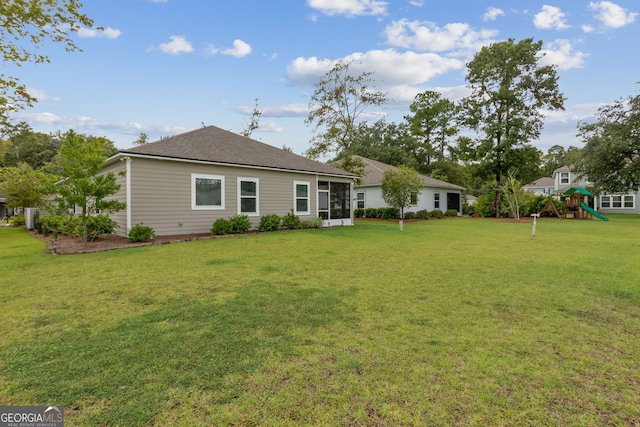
[[154, 35, 194, 55], [409, 1, 424, 7], [539, 39, 588, 70], [222, 39, 252, 58], [25, 87, 62, 102], [204, 44, 219, 56], [534, 5, 570, 30], [307, 0, 388, 17], [77, 26, 122, 39], [483, 7, 505, 22], [237, 103, 309, 118], [286, 49, 464, 103], [582, 24, 595, 33], [254, 120, 284, 133], [383, 19, 498, 56], [589, 1, 637, 28]]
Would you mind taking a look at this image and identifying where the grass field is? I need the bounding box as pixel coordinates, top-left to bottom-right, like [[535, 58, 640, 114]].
[[1, 216, 639, 426]]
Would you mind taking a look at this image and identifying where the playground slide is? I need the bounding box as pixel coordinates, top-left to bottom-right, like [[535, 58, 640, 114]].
[[580, 202, 609, 221]]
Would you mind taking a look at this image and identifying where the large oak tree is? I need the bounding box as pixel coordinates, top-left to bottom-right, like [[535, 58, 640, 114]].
[[459, 38, 565, 216], [576, 91, 640, 194]]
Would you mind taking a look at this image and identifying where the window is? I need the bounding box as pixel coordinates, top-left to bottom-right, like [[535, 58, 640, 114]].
[[410, 192, 418, 205], [356, 192, 365, 209], [238, 178, 259, 215], [560, 172, 570, 185], [294, 181, 310, 214], [192, 174, 224, 210], [601, 194, 635, 209], [434, 192, 440, 209]]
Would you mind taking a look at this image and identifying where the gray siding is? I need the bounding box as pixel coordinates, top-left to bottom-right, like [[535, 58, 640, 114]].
[[101, 161, 128, 236], [123, 157, 351, 236]]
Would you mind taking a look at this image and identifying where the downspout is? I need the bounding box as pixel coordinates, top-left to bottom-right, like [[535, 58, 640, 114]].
[[123, 156, 132, 234]]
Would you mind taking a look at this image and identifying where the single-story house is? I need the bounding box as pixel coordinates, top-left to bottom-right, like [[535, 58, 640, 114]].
[[523, 177, 555, 196], [352, 156, 466, 214], [552, 165, 640, 214], [102, 126, 358, 237]]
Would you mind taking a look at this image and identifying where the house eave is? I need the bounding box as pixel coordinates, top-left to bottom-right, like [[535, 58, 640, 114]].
[[105, 152, 358, 180]]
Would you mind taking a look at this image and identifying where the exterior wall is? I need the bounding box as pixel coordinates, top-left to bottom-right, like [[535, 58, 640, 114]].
[[355, 185, 462, 214], [595, 191, 640, 214], [524, 186, 554, 196], [119, 157, 352, 236], [101, 160, 129, 236]]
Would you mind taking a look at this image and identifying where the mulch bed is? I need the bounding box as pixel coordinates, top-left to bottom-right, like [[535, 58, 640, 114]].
[[28, 231, 217, 255]]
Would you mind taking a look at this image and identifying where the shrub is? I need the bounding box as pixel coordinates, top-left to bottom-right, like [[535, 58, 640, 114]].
[[404, 211, 416, 219], [354, 208, 365, 218], [37, 214, 116, 240], [87, 215, 117, 240], [281, 210, 303, 229], [428, 209, 444, 219], [445, 209, 458, 217], [364, 208, 377, 218], [9, 214, 25, 226], [211, 218, 232, 235], [416, 209, 429, 219], [229, 214, 252, 234], [128, 223, 156, 242], [472, 194, 495, 217], [301, 217, 324, 229], [380, 207, 400, 219], [259, 214, 282, 232]]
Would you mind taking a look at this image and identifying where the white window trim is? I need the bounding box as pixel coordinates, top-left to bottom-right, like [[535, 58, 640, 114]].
[[601, 194, 635, 209], [294, 181, 310, 215], [356, 191, 366, 209], [238, 177, 259, 216], [191, 173, 225, 210], [560, 172, 570, 185], [434, 192, 440, 209]]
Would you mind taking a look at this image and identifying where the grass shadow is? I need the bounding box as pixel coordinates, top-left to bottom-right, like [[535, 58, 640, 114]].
[[1, 281, 355, 425]]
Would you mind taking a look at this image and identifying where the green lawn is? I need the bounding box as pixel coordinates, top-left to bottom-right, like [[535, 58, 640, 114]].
[[1, 217, 639, 426]]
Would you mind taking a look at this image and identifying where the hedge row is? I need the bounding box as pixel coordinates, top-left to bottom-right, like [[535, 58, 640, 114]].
[[354, 208, 456, 219]]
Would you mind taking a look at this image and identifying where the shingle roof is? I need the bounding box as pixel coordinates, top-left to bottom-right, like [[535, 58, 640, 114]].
[[354, 156, 465, 190], [524, 177, 554, 187], [115, 126, 356, 178]]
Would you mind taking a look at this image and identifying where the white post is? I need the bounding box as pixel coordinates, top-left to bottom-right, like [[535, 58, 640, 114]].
[[531, 213, 540, 237]]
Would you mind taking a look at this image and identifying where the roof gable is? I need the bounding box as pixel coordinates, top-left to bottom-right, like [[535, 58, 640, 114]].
[[113, 126, 355, 178], [354, 156, 465, 190]]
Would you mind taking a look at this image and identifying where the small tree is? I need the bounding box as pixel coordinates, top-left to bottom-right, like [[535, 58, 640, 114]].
[[500, 171, 525, 220], [0, 162, 51, 211], [381, 165, 423, 231], [305, 60, 387, 159], [50, 130, 125, 246]]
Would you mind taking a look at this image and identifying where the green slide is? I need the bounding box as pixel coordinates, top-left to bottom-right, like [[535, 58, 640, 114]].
[[580, 202, 609, 221]]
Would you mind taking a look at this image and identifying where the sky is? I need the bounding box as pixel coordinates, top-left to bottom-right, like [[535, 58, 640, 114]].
[[9, 0, 640, 156]]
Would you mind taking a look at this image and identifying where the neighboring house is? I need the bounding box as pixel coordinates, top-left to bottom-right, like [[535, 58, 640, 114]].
[[523, 177, 555, 196], [552, 165, 640, 214], [101, 126, 358, 237], [0, 195, 7, 219], [353, 156, 465, 215]]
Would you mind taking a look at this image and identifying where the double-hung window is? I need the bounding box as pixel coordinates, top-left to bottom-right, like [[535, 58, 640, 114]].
[[601, 194, 635, 209], [560, 172, 570, 185], [238, 178, 259, 216], [356, 192, 365, 209], [294, 181, 310, 215], [434, 192, 440, 209], [192, 174, 224, 210]]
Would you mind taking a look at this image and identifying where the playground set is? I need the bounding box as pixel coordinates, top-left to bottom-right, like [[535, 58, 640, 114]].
[[537, 187, 609, 221]]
